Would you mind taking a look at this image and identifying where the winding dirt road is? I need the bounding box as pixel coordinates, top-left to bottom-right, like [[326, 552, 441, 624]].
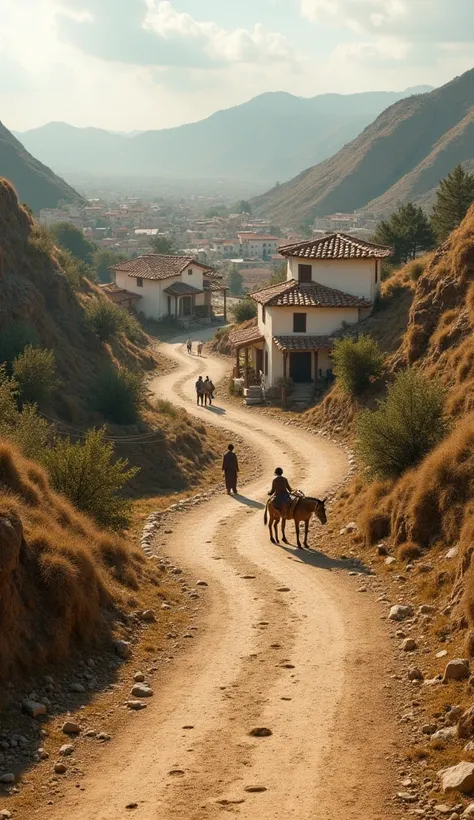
[[39, 332, 398, 819]]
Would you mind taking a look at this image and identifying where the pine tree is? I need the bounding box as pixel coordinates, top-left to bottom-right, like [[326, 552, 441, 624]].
[[431, 164, 474, 242], [374, 202, 434, 264]]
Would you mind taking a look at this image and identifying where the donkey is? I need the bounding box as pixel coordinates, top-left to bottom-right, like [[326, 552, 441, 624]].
[[264, 495, 327, 549]]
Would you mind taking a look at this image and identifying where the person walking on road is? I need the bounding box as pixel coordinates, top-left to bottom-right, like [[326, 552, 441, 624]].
[[187, 338, 192, 354], [195, 375, 205, 406], [197, 341, 203, 357], [222, 443, 239, 494]]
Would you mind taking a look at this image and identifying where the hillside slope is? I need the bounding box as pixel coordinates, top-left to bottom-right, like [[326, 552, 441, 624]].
[[16, 87, 431, 184], [252, 69, 474, 224], [0, 179, 222, 495], [0, 121, 82, 212]]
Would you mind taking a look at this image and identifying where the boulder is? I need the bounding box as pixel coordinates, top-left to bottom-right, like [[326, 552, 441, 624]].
[[62, 720, 80, 735], [127, 701, 147, 711], [431, 727, 457, 742], [389, 604, 414, 622], [140, 610, 156, 622], [54, 762, 67, 775], [69, 682, 86, 694], [22, 700, 47, 719], [59, 744, 74, 756], [443, 659, 470, 683], [446, 547, 459, 559], [0, 774, 14, 784], [131, 684, 153, 698], [402, 638, 418, 652], [419, 604, 436, 615], [408, 667, 424, 682], [113, 640, 132, 659], [458, 706, 474, 739], [385, 557, 397, 566], [439, 762, 474, 793]]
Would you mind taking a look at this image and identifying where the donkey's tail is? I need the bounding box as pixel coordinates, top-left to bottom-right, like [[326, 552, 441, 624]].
[[264, 499, 269, 526]]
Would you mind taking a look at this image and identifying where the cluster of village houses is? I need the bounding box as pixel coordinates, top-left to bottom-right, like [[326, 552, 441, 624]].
[[107, 232, 391, 392]]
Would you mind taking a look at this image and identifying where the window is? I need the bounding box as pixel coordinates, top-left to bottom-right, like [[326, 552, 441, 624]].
[[298, 264, 312, 283], [264, 350, 268, 376], [136, 278, 143, 288], [375, 261, 378, 283], [262, 306, 266, 324], [293, 313, 307, 333], [188, 269, 193, 276]]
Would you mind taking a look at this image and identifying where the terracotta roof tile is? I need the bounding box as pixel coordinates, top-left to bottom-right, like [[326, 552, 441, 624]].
[[273, 335, 335, 351], [163, 282, 203, 297], [110, 254, 214, 281], [99, 283, 142, 304], [278, 233, 392, 260], [229, 326, 265, 348], [251, 279, 371, 308]]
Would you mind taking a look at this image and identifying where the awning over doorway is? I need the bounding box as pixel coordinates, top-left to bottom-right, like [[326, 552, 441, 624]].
[[229, 325, 264, 349], [273, 335, 335, 352]]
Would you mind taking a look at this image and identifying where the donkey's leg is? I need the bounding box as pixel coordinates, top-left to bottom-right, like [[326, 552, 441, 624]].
[[282, 518, 288, 543], [274, 519, 280, 544], [295, 520, 302, 549], [304, 519, 310, 549], [269, 514, 275, 544]]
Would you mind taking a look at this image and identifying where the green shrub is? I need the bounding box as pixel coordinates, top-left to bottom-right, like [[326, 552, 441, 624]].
[[356, 368, 448, 479], [332, 335, 384, 395], [45, 428, 139, 531], [408, 261, 425, 282], [13, 345, 57, 404], [86, 297, 128, 341], [91, 365, 145, 424], [5, 404, 50, 462], [232, 298, 257, 323], [156, 398, 180, 419], [0, 322, 39, 370], [0, 365, 50, 460], [119, 309, 145, 344]]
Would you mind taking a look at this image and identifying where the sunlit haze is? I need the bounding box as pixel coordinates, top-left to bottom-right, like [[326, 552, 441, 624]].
[[2, 0, 474, 131]]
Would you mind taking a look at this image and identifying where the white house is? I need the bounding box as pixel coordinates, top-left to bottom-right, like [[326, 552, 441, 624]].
[[110, 254, 228, 321], [230, 233, 391, 390]]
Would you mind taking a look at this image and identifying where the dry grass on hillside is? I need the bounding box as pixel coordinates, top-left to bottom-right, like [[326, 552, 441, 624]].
[[0, 441, 152, 682]]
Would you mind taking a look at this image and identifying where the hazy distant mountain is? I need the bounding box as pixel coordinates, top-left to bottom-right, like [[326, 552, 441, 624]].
[[0, 121, 83, 212], [252, 70, 474, 225], [15, 86, 433, 185]]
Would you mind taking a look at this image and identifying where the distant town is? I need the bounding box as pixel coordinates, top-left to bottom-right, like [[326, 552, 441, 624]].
[[39, 198, 382, 292]]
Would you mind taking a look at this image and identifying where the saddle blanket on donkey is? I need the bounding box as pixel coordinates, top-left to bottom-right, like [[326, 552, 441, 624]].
[[272, 491, 303, 517]]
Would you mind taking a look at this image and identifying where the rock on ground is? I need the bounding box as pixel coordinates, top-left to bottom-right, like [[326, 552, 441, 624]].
[[443, 659, 470, 683], [439, 762, 474, 794], [22, 699, 47, 718], [62, 720, 81, 735], [458, 706, 474, 739], [131, 684, 153, 698], [389, 605, 415, 621]]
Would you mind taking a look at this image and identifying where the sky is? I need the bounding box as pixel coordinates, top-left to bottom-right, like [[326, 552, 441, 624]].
[[1, 0, 474, 132]]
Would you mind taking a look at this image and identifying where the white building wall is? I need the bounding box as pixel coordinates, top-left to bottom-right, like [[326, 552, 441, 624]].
[[270, 306, 360, 336], [114, 271, 165, 319], [180, 265, 204, 291], [286, 258, 380, 303]]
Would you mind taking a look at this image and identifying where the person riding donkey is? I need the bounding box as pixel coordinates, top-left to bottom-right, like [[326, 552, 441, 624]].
[[268, 468, 299, 519]]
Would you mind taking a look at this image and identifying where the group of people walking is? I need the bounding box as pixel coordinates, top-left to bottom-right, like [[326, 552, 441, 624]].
[[195, 375, 215, 406], [187, 339, 203, 357]]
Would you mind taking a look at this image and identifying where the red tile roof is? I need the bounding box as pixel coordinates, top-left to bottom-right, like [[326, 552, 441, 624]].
[[203, 280, 228, 292], [278, 233, 392, 260], [99, 283, 142, 305], [163, 282, 203, 297], [251, 279, 371, 308], [110, 254, 214, 281], [273, 335, 335, 351], [229, 325, 265, 348]]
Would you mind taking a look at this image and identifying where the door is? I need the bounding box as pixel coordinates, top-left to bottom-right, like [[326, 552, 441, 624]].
[[182, 296, 192, 316], [255, 348, 263, 375], [290, 352, 312, 383]]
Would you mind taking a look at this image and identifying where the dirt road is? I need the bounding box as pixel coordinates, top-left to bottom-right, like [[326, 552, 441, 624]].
[[39, 333, 398, 819]]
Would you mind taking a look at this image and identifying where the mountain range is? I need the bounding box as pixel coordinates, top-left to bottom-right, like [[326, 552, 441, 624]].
[[252, 69, 474, 225], [15, 87, 432, 185], [0, 121, 82, 212]]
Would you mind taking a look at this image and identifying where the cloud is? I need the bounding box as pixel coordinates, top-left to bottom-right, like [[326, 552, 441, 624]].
[[56, 0, 296, 68], [300, 0, 474, 41]]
